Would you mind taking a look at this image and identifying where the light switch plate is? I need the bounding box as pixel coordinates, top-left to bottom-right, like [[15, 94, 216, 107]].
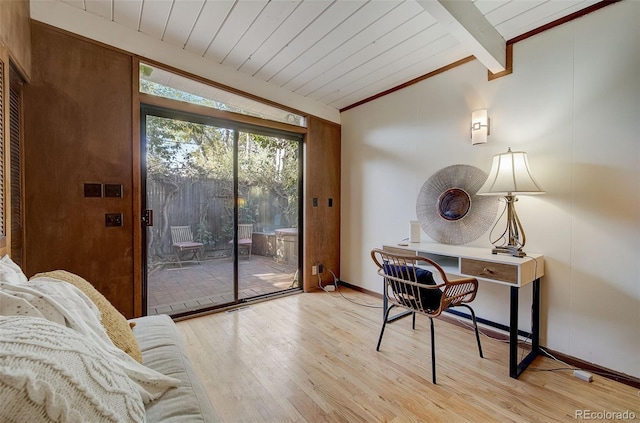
[[84, 183, 102, 197], [104, 184, 122, 198]]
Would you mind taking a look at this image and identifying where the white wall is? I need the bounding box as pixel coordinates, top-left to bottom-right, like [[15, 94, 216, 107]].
[[341, 1, 640, 378]]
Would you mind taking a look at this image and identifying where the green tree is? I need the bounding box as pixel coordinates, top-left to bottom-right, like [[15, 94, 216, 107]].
[[143, 81, 300, 261]]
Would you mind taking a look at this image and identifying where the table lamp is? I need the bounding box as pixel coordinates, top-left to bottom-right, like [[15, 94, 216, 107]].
[[477, 148, 544, 257]]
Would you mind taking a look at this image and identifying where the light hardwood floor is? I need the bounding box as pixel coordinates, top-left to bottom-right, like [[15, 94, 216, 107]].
[[176, 288, 639, 422]]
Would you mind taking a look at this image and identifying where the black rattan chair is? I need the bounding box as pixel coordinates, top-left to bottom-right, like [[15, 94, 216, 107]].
[[371, 248, 484, 383]]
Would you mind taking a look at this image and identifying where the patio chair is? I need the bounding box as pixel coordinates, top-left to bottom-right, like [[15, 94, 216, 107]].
[[230, 224, 253, 259], [170, 226, 204, 267], [371, 248, 483, 384]]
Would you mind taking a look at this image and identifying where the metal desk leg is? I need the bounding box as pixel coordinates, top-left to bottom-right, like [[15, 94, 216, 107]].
[[510, 279, 541, 378], [509, 286, 519, 378]]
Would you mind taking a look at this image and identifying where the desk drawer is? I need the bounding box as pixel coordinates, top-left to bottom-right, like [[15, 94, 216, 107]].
[[461, 258, 518, 284]]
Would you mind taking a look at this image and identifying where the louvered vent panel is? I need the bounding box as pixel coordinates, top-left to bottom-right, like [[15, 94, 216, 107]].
[[0, 59, 5, 236], [10, 65, 22, 266]]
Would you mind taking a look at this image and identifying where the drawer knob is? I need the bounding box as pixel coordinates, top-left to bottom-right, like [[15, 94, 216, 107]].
[[483, 267, 494, 274]]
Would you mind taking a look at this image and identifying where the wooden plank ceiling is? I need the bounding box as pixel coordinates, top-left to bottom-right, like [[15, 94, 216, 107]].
[[55, 0, 599, 111]]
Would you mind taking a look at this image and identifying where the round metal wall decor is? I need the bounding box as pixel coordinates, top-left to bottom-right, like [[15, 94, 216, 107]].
[[416, 164, 498, 245]]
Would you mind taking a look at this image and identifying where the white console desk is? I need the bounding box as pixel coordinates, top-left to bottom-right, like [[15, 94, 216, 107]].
[[382, 242, 544, 379]]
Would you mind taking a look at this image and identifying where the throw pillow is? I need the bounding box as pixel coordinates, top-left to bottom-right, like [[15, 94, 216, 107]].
[[383, 263, 443, 311], [31, 270, 143, 363], [0, 255, 28, 284], [0, 316, 145, 423], [3, 278, 179, 403]]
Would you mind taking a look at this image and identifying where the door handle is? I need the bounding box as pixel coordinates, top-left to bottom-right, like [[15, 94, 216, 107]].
[[142, 209, 153, 226]]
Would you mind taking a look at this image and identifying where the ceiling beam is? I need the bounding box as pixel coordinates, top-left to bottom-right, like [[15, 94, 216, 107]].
[[417, 0, 506, 73]]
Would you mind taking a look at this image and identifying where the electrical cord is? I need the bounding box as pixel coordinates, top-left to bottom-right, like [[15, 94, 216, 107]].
[[321, 258, 638, 385], [443, 314, 638, 384], [317, 266, 337, 293], [528, 348, 581, 373], [488, 199, 509, 248], [451, 315, 577, 374], [450, 314, 517, 345], [534, 348, 639, 384], [317, 264, 383, 309], [528, 366, 576, 372], [316, 271, 323, 290], [314, 258, 639, 387], [539, 347, 575, 368]]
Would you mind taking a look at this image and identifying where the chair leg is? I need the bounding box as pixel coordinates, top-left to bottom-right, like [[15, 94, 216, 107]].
[[175, 249, 183, 268], [376, 304, 394, 351], [430, 317, 436, 384], [460, 304, 484, 358], [194, 248, 202, 264], [470, 307, 484, 359], [412, 312, 416, 330]]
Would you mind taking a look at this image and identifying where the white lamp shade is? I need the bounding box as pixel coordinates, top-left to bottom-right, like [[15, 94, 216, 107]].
[[478, 149, 544, 195]]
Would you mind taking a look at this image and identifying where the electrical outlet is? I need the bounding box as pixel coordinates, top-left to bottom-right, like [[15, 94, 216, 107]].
[[105, 213, 123, 227], [312, 265, 317, 275], [318, 263, 324, 274]]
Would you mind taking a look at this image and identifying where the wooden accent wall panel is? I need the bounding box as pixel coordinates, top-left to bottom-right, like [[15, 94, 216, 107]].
[[304, 116, 341, 291], [0, 0, 31, 79], [23, 23, 134, 317]]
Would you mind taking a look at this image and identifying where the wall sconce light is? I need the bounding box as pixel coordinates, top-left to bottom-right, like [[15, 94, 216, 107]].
[[477, 148, 545, 257], [471, 109, 490, 145]]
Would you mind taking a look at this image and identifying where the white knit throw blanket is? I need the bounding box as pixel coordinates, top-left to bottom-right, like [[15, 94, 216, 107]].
[[0, 316, 146, 423], [0, 279, 179, 404]]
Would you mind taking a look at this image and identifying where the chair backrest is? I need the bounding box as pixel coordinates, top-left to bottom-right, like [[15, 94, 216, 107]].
[[371, 248, 478, 317], [171, 226, 194, 244], [238, 224, 253, 241], [371, 248, 448, 283]]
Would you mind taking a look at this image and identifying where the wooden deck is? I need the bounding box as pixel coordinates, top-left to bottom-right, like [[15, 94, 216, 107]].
[[147, 255, 298, 315]]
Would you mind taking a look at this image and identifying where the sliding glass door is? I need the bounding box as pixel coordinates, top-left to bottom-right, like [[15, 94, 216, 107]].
[[141, 107, 302, 317], [236, 131, 301, 300]]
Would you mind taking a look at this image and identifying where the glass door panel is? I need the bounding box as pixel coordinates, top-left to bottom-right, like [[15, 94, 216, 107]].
[[142, 110, 302, 317], [236, 131, 300, 299], [144, 113, 236, 315]]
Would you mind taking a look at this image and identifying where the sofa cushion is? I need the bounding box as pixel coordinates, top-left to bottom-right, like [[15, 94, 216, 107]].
[[32, 270, 143, 363], [0, 316, 146, 423], [131, 315, 219, 423]]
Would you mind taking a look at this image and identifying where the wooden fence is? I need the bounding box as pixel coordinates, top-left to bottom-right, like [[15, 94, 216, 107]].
[[146, 177, 296, 261]]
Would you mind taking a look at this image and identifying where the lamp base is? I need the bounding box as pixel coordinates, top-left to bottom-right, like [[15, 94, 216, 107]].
[[491, 245, 527, 258]]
